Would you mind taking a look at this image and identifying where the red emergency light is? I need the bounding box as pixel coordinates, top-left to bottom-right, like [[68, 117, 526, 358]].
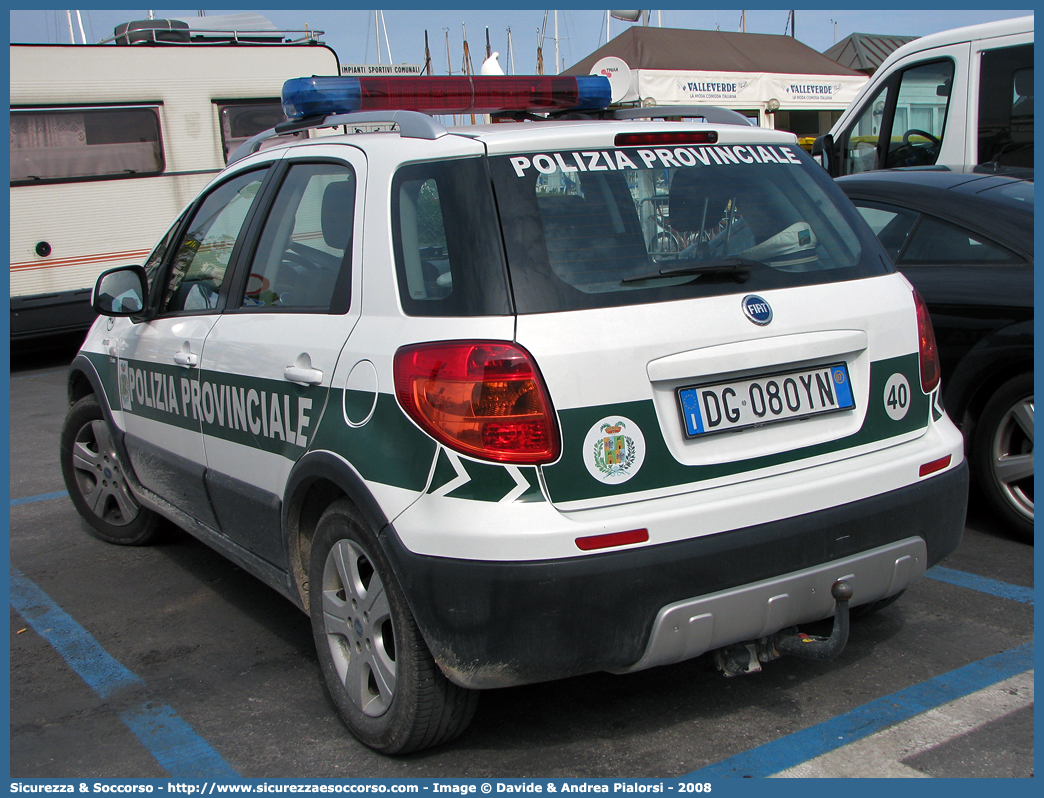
[[282, 75, 613, 120]]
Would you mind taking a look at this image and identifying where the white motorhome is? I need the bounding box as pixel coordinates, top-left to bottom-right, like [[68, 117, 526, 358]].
[[813, 16, 1033, 176], [10, 18, 340, 338]]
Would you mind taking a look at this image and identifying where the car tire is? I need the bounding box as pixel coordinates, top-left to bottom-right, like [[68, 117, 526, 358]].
[[309, 499, 479, 754], [59, 393, 161, 546], [973, 373, 1033, 543]]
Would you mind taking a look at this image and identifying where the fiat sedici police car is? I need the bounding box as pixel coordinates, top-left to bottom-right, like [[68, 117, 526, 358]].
[[62, 74, 968, 754]]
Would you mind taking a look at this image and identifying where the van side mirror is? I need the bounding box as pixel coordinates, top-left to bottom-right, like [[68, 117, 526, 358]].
[[936, 78, 952, 97], [811, 134, 836, 175], [93, 265, 148, 317]]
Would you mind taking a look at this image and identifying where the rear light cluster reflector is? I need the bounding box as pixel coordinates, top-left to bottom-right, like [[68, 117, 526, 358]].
[[914, 289, 940, 393], [919, 455, 952, 477], [394, 341, 560, 465], [282, 75, 613, 120], [575, 529, 649, 551]]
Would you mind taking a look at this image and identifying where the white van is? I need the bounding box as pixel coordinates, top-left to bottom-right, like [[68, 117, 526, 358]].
[[813, 16, 1033, 176], [10, 19, 339, 339]]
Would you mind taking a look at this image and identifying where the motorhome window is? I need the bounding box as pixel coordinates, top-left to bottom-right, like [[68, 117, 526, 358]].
[[882, 60, 954, 169], [977, 44, 1033, 167], [9, 106, 162, 184], [217, 101, 304, 163], [162, 169, 268, 314], [489, 146, 884, 314], [390, 159, 512, 317], [241, 162, 355, 312]]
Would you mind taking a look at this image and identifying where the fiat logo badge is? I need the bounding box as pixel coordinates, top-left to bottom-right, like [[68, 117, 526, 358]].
[[742, 295, 773, 325]]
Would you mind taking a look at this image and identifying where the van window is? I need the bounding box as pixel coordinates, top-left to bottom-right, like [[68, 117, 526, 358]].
[[844, 84, 892, 173], [10, 106, 163, 184], [978, 44, 1033, 167], [882, 60, 953, 169]]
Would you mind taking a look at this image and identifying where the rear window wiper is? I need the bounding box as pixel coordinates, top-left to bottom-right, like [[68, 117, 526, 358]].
[[621, 256, 759, 283]]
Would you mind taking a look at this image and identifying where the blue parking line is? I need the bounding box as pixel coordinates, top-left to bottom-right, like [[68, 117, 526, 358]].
[[927, 565, 1034, 605], [9, 567, 240, 779], [10, 490, 69, 507], [688, 642, 1034, 778]]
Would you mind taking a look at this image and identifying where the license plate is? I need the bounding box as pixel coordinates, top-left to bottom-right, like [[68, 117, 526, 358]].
[[678, 363, 855, 438]]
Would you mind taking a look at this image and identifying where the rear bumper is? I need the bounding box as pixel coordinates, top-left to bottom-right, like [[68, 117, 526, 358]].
[[381, 460, 968, 689]]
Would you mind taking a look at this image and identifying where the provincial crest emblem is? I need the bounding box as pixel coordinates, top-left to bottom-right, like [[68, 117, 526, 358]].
[[118, 359, 133, 411], [583, 416, 646, 484]]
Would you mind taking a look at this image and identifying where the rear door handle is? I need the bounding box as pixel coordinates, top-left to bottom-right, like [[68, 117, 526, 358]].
[[173, 351, 198, 367], [284, 366, 324, 385]]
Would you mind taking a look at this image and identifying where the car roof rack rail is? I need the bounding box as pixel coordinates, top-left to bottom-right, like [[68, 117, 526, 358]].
[[228, 110, 449, 165]]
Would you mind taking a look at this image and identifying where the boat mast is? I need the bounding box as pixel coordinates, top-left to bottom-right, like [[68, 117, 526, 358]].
[[554, 11, 559, 74], [381, 10, 393, 64]]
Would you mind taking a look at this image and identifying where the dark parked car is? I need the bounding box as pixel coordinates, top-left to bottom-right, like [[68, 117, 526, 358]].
[[837, 168, 1033, 541]]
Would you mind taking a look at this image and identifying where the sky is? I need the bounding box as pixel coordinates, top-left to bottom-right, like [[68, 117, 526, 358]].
[[9, 8, 1034, 75]]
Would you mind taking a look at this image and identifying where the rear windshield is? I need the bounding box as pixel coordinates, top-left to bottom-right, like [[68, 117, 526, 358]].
[[489, 144, 889, 313]]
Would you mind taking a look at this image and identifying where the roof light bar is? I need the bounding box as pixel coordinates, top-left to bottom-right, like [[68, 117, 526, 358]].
[[282, 75, 612, 120]]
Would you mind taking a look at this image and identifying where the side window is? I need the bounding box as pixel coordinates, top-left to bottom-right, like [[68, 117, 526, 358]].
[[844, 83, 891, 174], [391, 158, 511, 318], [883, 60, 954, 169], [10, 106, 162, 184], [143, 211, 188, 293], [216, 101, 305, 163], [898, 216, 1022, 264], [978, 44, 1033, 167], [396, 176, 451, 303], [162, 169, 267, 314], [851, 201, 919, 262], [241, 162, 355, 312]]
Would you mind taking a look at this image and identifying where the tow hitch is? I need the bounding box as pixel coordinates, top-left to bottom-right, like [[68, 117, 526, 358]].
[[714, 580, 854, 677]]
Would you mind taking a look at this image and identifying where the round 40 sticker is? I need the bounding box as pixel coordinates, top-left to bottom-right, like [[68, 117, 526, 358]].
[[584, 416, 646, 484], [883, 373, 911, 421]]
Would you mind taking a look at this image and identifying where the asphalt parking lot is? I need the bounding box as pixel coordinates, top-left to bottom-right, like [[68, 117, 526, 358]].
[[9, 335, 1034, 779]]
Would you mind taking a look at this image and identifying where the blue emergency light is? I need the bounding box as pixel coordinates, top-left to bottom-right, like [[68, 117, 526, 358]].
[[282, 75, 613, 120]]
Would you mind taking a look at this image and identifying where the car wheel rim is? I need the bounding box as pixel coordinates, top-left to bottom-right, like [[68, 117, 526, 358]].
[[991, 393, 1034, 522], [321, 539, 397, 718], [71, 419, 140, 526]]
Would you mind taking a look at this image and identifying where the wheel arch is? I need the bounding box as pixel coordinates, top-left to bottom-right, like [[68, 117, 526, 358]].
[[65, 354, 136, 469], [67, 354, 104, 407], [282, 450, 391, 612], [942, 321, 1033, 442]]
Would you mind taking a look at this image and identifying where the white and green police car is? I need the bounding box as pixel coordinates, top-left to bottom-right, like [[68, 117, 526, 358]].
[[61, 74, 968, 754]]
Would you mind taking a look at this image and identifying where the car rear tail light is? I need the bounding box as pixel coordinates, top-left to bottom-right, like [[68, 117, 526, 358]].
[[914, 290, 940, 394], [394, 341, 560, 465]]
